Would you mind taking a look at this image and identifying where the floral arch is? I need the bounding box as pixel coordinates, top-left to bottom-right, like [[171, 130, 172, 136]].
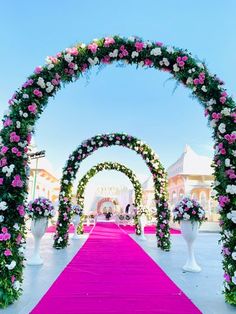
[[0, 35, 235, 306], [76, 161, 142, 221], [53, 132, 169, 250]]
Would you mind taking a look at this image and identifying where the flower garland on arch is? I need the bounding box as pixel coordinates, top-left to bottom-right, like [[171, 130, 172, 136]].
[[54, 132, 169, 252], [76, 161, 142, 233], [0, 35, 235, 306]]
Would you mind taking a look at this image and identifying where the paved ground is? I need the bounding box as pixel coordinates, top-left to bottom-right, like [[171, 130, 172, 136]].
[[2, 230, 235, 314]]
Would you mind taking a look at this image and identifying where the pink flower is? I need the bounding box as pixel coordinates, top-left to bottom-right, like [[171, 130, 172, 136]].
[[193, 78, 199, 85], [3, 118, 13, 127], [220, 148, 226, 155], [226, 169, 236, 179], [101, 56, 110, 64], [33, 89, 43, 98], [34, 66, 43, 74], [11, 276, 16, 283], [219, 195, 230, 207], [0, 178, 4, 185], [1, 146, 8, 154], [224, 133, 236, 144], [81, 64, 88, 72], [4, 249, 12, 256], [27, 133, 32, 144], [11, 175, 23, 188], [66, 47, 78, 56], [28, 103, 37, 113], [212, 112, 222, 121], [87, 43, 98, 54], [0, 158, 7, 167], [10, 132, 20, 143], [104, 37, 115, 47], [135, 41, 144, 52], [17, 205, 25, 217], [220, 96, 226, 104], [156, 42, 163, 46], [144, 59, 153, 66], [2, 227, 8, 233], [11, 147, 19, 154], [22, 79, 34, 88], [3, 233, 11, 240], [16, 234, 22, 245], [0, 234, 3, 241], [224, 273, 231, 283]]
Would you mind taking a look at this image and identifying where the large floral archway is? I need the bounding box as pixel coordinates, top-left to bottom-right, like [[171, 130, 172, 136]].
[[76, 162, 142, 209], [53, 132, 169, 250], [0, 36, 235, 306], [76, 162, 142, 231]]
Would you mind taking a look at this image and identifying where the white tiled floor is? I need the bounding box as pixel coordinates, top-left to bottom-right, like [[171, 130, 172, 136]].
[[2, 231, 235, 314]]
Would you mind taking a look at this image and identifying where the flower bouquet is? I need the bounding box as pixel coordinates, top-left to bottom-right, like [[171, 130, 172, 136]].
[[27, 197, 55, 219], [173, 197, 206, 224]]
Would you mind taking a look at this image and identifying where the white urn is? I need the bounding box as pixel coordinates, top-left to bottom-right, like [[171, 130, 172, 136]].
[[72, 214, 81, 240], [180, 220, 201, 272], [138, 214, 147, 240], [27, 217, 48, 266]]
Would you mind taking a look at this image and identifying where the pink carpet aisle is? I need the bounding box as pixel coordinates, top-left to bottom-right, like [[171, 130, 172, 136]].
[[46, 224, 181, 235], [32, 223, 200, 314]]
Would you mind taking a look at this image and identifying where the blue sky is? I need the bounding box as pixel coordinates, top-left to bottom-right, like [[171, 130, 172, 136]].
[[0, 0, 235, 188]]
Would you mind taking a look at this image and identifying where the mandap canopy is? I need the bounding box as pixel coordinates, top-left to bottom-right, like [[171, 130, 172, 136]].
[[0, 35, 235, 306]]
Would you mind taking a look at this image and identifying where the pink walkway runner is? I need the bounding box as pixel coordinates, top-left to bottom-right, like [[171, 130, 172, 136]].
[[31, 223, 201, 314]]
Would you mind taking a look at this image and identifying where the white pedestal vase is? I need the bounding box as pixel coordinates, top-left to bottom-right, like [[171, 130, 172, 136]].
[[180, 220, 201, 272], [27, 217, 48, 266], [138, 214, 147, 240], [72, 214, 81, 240]]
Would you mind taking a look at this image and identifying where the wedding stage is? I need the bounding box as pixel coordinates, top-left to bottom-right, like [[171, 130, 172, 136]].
[[31, 223, 200, 314]]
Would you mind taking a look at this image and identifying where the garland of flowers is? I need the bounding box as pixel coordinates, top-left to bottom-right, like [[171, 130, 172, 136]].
[[54, 132, 169, 252], [76, 161, 142, 233], [0, 35, 235, 306]]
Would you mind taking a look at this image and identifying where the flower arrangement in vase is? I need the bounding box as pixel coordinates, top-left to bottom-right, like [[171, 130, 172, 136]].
[[173, 197, 206, 272]]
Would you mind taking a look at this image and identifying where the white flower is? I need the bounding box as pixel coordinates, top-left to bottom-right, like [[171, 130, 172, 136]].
[[13, 281, 21, 291], [226, 210, 236, 223], [178, 207, 184, 214], [47, 64, 54, 70], [232, 150, 236, 157], [2, 164, 15, 177], [23, 112, 28, 118], [88, 57, 99, 66], [0, 201, 7, 211], [201, 86, 207, 92], [16, 121, 21, 129], [139, 61, 144, 67], [109, 49, 118, 58], [197, 62, 204, 69], [173, 64, 180, 72], [37, 77, 45, 89], [22, 94, 29, 99], [186, 201, 193, 208], [131, 51, 139, 58], [210, 120, 216, 128], [225, 159, 231, 167], [232, 274, 236, 285], [183, 213, 190, 220], [207, 99, 216, 106], [80, 43, 86, 48], [159, 58, 170, 67], [6, 261, 16, 270], [218, 123, 226, 134], [166, 46, 174, 54], [150, 47, 162, 56], [63, 180, 69, 185], [128, 36, 135, 42], [186, 77, 193, 85], [226, 185, 236, 195], [64, 54, 73, 63], [221, 108, 231, 116], [13, 223, 19, 230], [0, 215, 4, 222], [232, 252, 236, 260]]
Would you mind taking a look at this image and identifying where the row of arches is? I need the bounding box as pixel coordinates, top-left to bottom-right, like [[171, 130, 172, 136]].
[[0, 36, 235, 306]]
